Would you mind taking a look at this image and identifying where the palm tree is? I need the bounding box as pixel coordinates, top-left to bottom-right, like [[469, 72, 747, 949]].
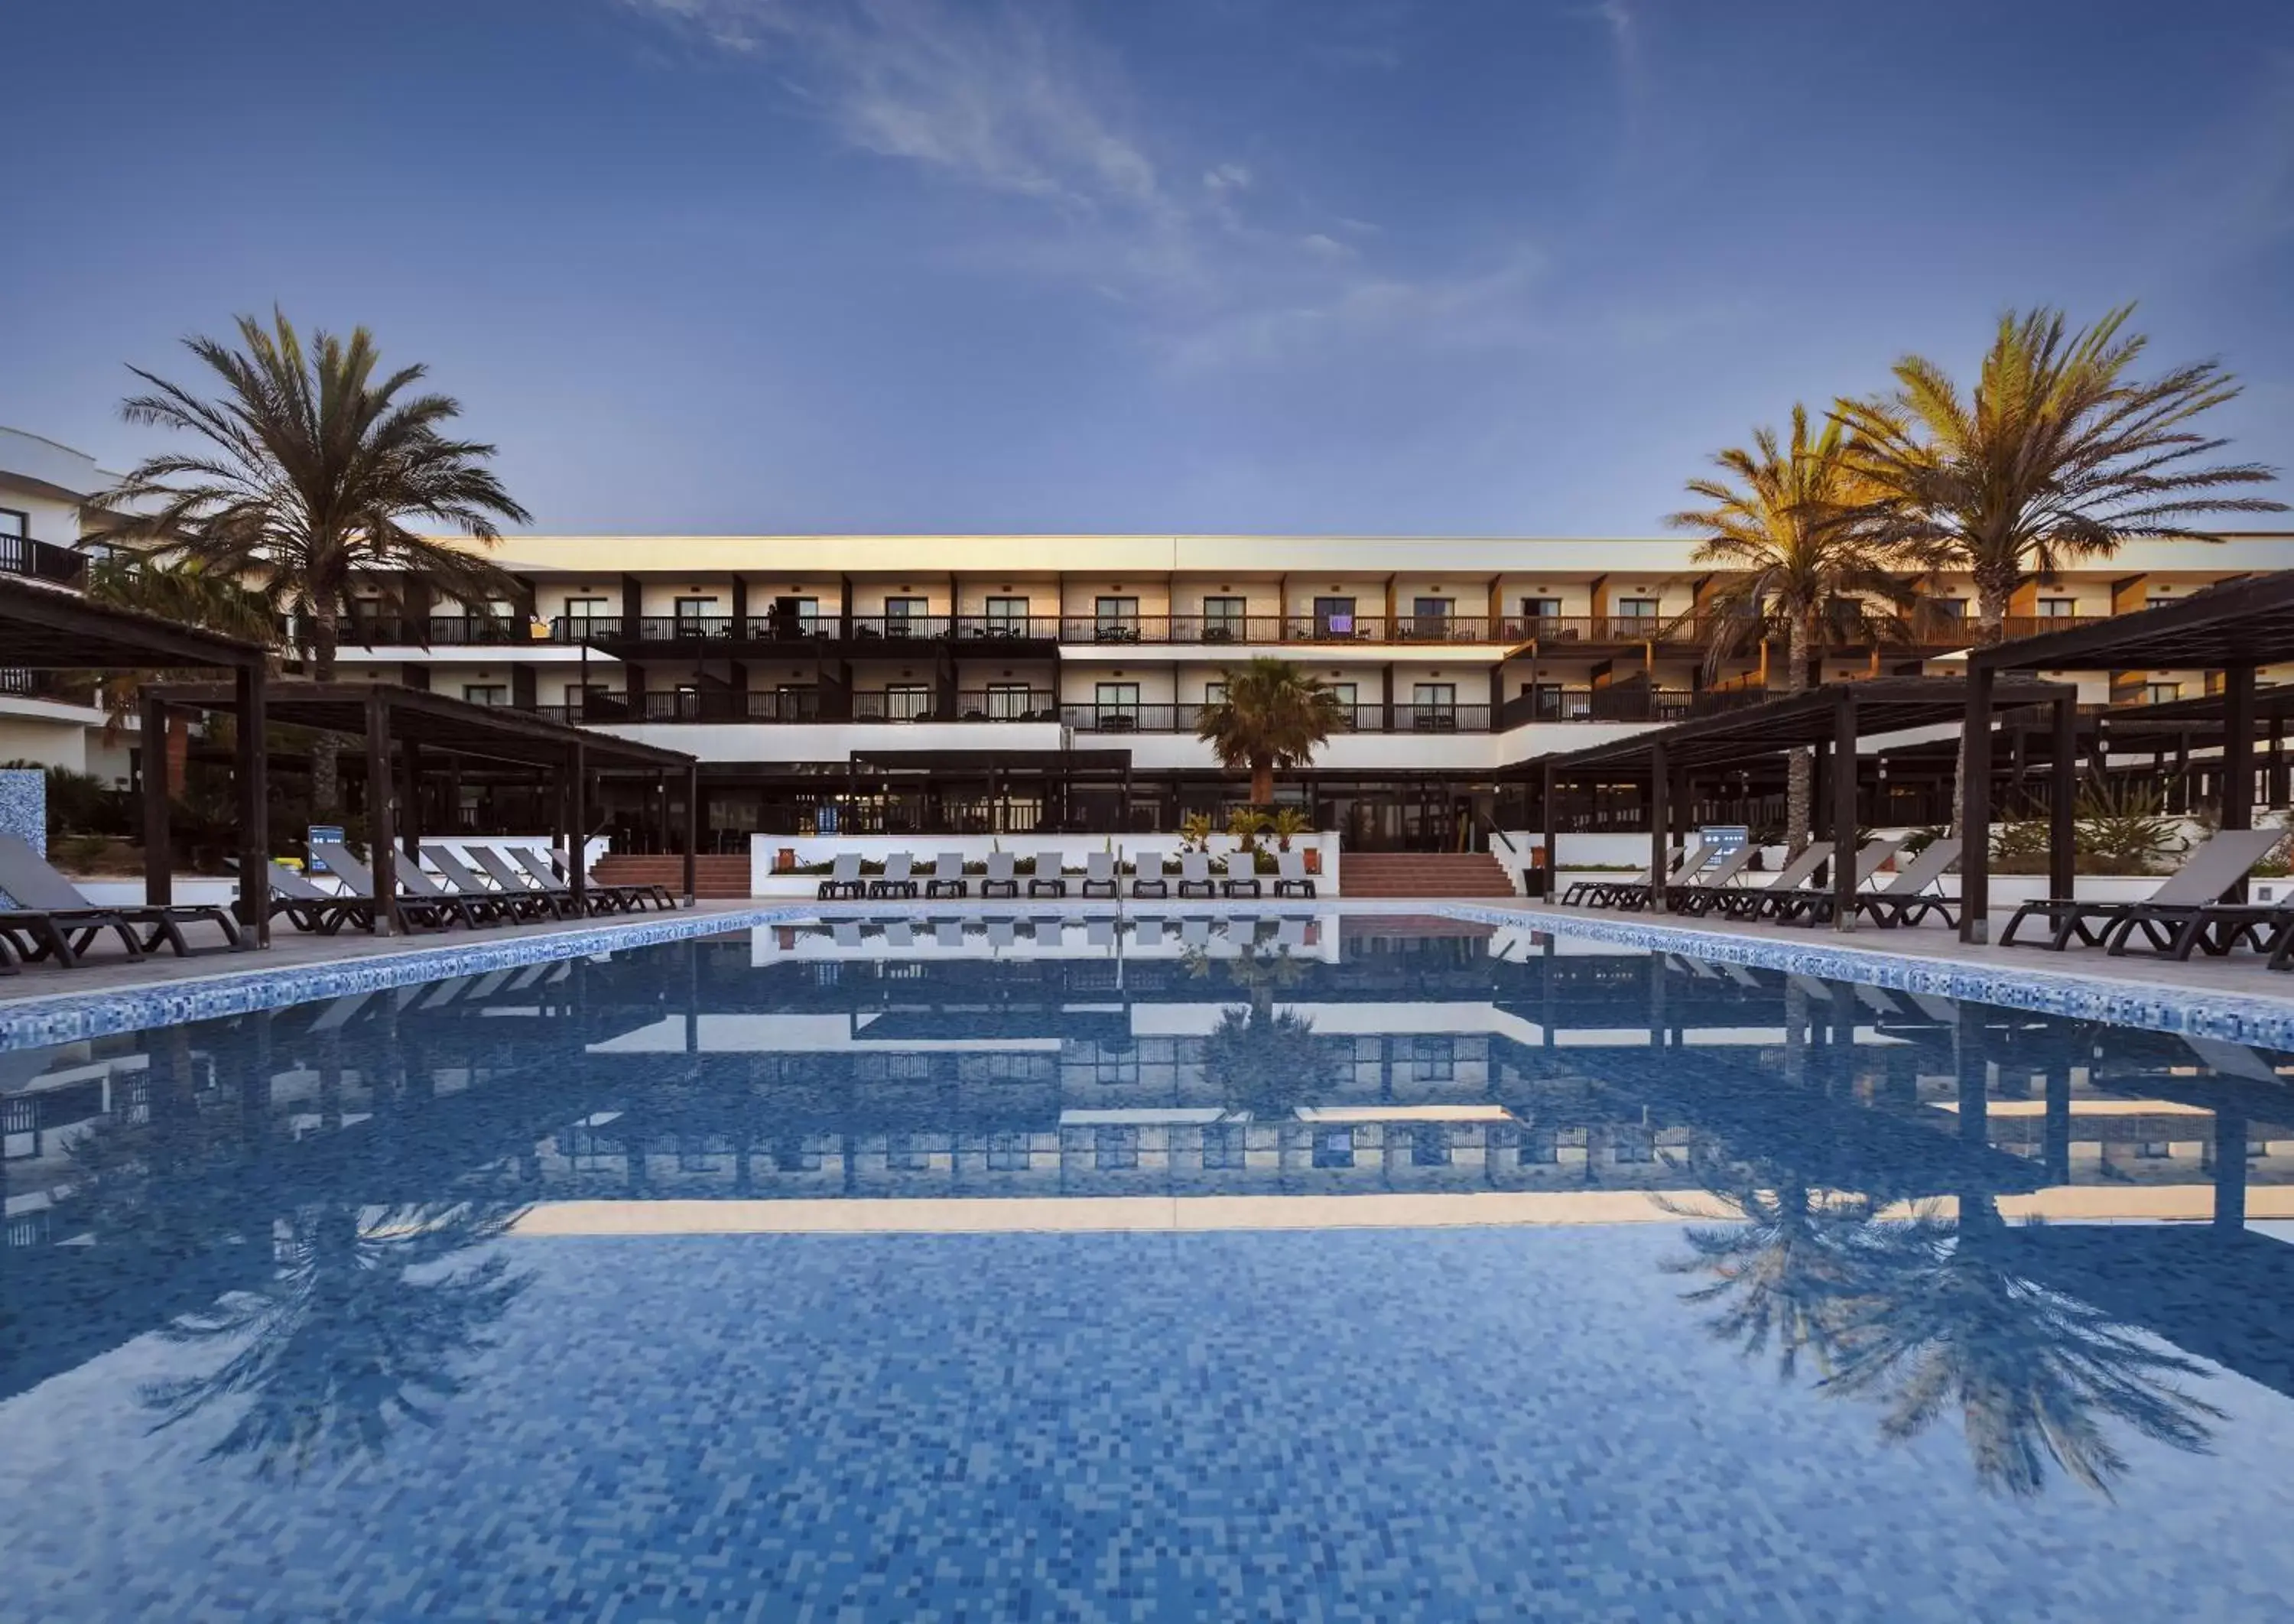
[[1668, 405, 1917, 852], [1835, 304, 2285, 642], [89, 311, 532, 811], [1195, 657, 1344, 806]]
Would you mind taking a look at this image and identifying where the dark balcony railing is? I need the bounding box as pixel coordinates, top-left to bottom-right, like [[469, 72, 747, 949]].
[[343, 613, 541, 647], [0, 534, 89, 589], [1063, 702, 1495, 734], [553, 609, 1741, 648], [1494, 686, 1775, 728], [0, 668, 99, 705]]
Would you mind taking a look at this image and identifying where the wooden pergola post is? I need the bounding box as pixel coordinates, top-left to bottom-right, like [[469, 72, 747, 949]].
[[1541, 758, 1557, 895], [2224, 663, 2257, 904], [366, 690, 396, 936], [567, 740, 589, 912], [236, 663, 269, 946], [2049, 690, 2076, 908], [684, 762, 700, 903], [140, 688, 172, 908], [1831, 687, 1859, 931], [1959, 665, 1994, 944], [398, 737, 423, 863], [1648, 743, 1669, 914]]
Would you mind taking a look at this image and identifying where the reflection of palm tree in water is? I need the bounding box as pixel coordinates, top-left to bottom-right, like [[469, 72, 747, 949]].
[[141, 1201, 530, 1480], [1671, 1179, 2224, 1496], [1661, 1143, 1880, 1382], [1188, 937, 1335, 1118], [1821, 1198, 2222, 1499]]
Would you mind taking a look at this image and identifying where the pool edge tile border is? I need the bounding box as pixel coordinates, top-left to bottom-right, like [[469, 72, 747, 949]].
[[1443, 901, 2294, 1047], [0, 906, 812, 1049]]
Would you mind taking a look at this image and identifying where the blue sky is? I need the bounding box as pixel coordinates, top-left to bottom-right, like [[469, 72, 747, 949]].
[[3, 0, 2291, 534]]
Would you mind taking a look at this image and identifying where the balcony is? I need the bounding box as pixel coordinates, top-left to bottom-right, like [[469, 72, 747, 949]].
[[1493, 686, 1774, 727], [538, 611, 1730, 649], [531, 689, 1062, 726], [1064, 702, 1496, 734], [0, 534, 89, 590], [343, 614, 546, 648], [0, 668, 100, 707]]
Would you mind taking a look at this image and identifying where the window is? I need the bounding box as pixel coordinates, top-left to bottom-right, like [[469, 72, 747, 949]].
[[1405, 1034, 1454, 1081], [1525, 680, 1569, 720], [1411, 596, 1455, 638], [1929, 597, 1969, 622], [1519, 596, 1562, 622], [1326, 680, 1359, 727], [2135, 1141, 2173, 1160], [1412, 683, 1457, 732], [984, 596, 1030, 635], [564, 595, 609, 623], [1520, 1131, 1559, 1166], [883, 596, 929, 634], [1202, 596, 1246, 641], [882, 684, 932, 719], [773, 1138, 821, 1173], [1094, 595, 1140, 641], [1612, 1129, 1655, 1165], [885, 1134, 933, 1172], [2146, 591, 2176, 609], [674, 596, 720, 634], [987, 1132, 1033, 1172], [461, 684, 509, 706], [1313, 596, 1357, 636], [1095, 1125, 1139, 1171], [1614, 596, 1660, 619], [1095, 682, 1140, 726], [1313, 1127, 1356, 1169], [0, 508, 26, 539], [1201, 1122, 1246, 1171], [1412, 1125, 1453, 1168], [1202, 680, 1227, 706], [2146, 682, 2183, 706], [2037, 598, 2077, 619], [986, 683, 1035, 719]]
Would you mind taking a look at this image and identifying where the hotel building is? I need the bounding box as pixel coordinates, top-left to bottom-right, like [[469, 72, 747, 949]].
[[7, 424, 2293, 852]]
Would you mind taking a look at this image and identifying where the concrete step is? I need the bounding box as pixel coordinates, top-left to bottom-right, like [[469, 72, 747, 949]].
[[1342, 853, 1516, 898], [593, 855, 752, 898]]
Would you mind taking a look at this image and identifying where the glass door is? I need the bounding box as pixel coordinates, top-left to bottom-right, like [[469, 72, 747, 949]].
[[1094, 595, 1140, 641], [1312, 596, 1357, 638]]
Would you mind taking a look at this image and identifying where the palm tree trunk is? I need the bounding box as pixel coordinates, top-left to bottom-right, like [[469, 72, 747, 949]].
[[1784, 619, 1811, 853], [1250, 758, 1273, 805], [309, 609, 342, 817]]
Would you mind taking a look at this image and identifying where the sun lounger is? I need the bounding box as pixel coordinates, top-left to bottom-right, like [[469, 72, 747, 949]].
[[1766, 838, 1906, 925], [512, 848, 647, 914], [986, 917, 1018, 948], [1560, 846, 1683, 909], [818, 852, 866, 901], [982, 852, 1019, 898], [466, 847, 582, 918], [1180, 916, 1213, 948], [831, 920, 863, 948], [1999, 828, 2286, 957], [1708, 843, 1833, 921], [1177, 852, 1216, 898], [1272, 850, 1316, 898], [309, 843, 471, 931], [934, 919, 965, 948], [0, 831, 245, 964], [1844, 840, 1964, 929], [1665, 845, 1759, 914], [1087, 916, 1116, 947], [924, 853, 968, 898], [1130, 849, 1169, 898], [265, 862, 375, 934], [1027, 852, 1067, 898], [1133, 917, 1165, 949], [1082, 851, 1119, 898], [394, 855, 518, 927], [1220, 851, 1263, 898], [424, 846, 557, 924], [883, 919, 915, 948], [1612, 842, 1717, 912], [869, 852, 919, 899]]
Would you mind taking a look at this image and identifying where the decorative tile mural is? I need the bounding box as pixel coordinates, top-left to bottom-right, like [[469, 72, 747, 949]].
[[0, 767, 45, 859]]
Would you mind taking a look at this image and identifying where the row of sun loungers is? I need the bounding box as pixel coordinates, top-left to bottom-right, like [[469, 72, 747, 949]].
[[815, 849, 1318, 901], [269, 843, 684, 937], [0, 831, 249, 970], [1558, 823, 2294, 968]]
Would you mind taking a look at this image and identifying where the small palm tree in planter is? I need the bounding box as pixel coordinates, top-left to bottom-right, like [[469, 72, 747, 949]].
[[1195, 658, 1344, 807]]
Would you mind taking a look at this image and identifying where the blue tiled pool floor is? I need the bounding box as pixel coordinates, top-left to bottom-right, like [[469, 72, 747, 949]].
[[7, 919, 2294, 1620], [11, 1228, 2294, 1622]]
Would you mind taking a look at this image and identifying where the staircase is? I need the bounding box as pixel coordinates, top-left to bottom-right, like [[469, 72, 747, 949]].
[[1341, 852, 1516, 898], [591, 854, 752, 900]]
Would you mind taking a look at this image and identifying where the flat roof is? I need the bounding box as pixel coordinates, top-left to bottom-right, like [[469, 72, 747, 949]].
[[1529, 676, 2073, 775], [148, 680, 697, 771], [1971, 573, 2294, 673], [0, 574, 269, 671]]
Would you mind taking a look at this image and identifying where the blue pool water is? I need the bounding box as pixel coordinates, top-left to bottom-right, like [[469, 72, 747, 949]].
[[5, 912, 2294, 1620]]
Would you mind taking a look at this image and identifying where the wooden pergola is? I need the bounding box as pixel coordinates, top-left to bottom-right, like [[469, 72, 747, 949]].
[[1962, 574, 2294, 942], [1529, 676, 2075, 930], [0, 576, 272, 939], [148, 680, 698, 935]]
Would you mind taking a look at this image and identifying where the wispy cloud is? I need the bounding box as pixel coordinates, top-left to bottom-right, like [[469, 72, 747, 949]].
[[618, 0, 1547, 371]]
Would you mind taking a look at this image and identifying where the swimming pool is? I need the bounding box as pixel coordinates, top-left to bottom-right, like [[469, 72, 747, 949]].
[[5, 913, 2293, 1619]]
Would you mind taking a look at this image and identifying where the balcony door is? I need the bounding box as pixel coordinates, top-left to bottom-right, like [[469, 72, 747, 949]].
[[1201, 596, 1246, 641], [883, 596, 929, 636], [884, 684, 932, 719], [1095, 681, 1141, 729], [674, 596, 720, 637], [984, 596, 1030, 638], [986, 682, 1035, 719], [1094, 596, 1140, 641], [1412, 681, 1457, 731], [1411, 596, 1454, 639], [1312, 596, 1357, 637]]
